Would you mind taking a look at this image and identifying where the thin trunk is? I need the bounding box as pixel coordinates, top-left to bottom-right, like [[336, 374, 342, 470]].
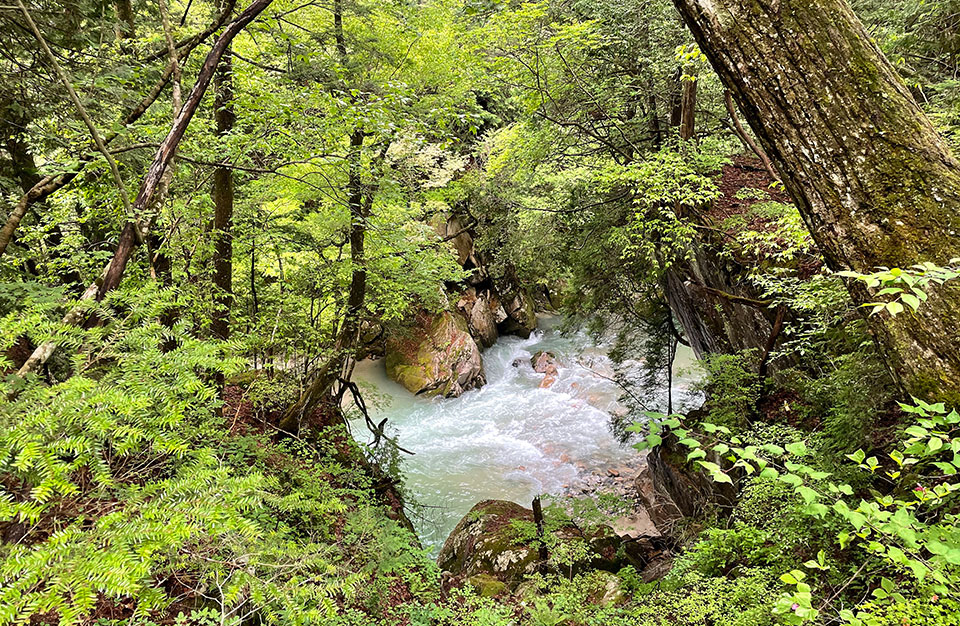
[[667, 337, 676, 415], [115, 0, 135, 39], [0, 1, 233, 259], [724, 90, 778, 182], [679, 67, 697, 141], [669, 67, 683, 128], [673, 0, 960, 402], [532, 495, 549, 568], [758, 305, 786, 379], [211, 24, 235, 341], [17, 0, 135, 220], [17, 0, 274, 378], [279, 130, 365, 432], [647, 87, 661, 147], [333, 0, 347, 60]]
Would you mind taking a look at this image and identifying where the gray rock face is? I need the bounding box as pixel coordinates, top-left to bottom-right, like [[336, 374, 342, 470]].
[[635, 436, 737, 534], [385, 311, 486, 397], [457, 288, 499, 348], [495, 285, 537, 338], [662, 239, 786, 373]]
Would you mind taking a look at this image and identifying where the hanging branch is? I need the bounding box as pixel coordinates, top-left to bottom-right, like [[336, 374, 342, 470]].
[[17, 0, 275, 378], [724, 90, 779, 183]]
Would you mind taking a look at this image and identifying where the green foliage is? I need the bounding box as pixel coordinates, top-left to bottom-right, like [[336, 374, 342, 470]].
[[838, 261, 960, 317], [0, 288, 438, 626], [632, 395, 960, 625], [723, 201, 816, 265], [691, 350, 763, 430]]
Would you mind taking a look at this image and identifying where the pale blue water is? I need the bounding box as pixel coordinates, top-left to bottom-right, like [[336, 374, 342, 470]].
[[349, 315, 700, 550]]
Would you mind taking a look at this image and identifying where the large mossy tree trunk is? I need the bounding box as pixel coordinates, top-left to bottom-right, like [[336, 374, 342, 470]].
[[672, 0, 960, 402]]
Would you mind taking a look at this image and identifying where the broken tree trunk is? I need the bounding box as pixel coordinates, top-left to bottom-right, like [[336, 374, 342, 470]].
[[672, 0, 960, 402]]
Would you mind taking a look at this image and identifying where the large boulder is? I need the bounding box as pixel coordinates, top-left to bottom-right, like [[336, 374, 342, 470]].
[[456, 288, 499, 348], [385, 311, 486, 397], [437, 500, 540, 587], [438, 499, 671, 589], [434, 213, 489, 286]]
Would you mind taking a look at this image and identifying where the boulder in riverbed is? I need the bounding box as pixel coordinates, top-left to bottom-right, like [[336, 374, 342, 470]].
[[497, 287, 537, 338], [438, 499, 672, 589], [385, 311, 486, 397], [531, 350, 559, 388]]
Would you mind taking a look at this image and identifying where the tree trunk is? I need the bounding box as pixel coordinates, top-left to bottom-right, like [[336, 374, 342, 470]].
[[211, 36, 235, 341], [669, 67, 683, 128], [0, 0, 238, 260], [115, 0, 135, 39], [97, 0, 272, 300], [723, 90, 778, 183], [647, 87, 661, 147], [279, 129, 366, 432], [679, 67, 697, 141], [672, 0, 960, 402]]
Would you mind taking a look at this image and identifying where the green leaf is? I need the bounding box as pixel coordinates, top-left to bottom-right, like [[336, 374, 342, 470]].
[[901, 293, 920, 311], [795, 485, 819, 504], [847, 449, 866, 464], [712, 472, 733, 485], [785, 442, 808, 457], [762, 443, 785, 456]]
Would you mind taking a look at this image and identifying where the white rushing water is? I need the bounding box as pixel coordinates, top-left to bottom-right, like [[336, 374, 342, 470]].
[[349, 315, 701, 550]]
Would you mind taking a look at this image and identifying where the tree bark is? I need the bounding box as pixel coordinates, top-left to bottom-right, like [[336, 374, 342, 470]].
[[16, 0, 274, 377], [97, 0, 272, 300], [669, 67, 683, 128], [114, 0, 135, 39], [679, 67, 697, 141], [211, 28, 235, 341], [672, 0, 960, 402]]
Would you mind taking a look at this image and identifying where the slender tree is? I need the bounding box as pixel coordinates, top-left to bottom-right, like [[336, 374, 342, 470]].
[[211, 1, 236, 342], [672, 0, 960, 402]]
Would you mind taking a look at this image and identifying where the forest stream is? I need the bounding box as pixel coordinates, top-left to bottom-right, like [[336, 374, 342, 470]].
[[350, 315, 702, 550]]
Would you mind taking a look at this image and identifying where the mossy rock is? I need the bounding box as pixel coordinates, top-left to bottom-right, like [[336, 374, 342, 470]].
[[437, 500, 539, 588], [467, 574, 507, 598], [385, 310, 486, 398], [438, 499, 670, 591]]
